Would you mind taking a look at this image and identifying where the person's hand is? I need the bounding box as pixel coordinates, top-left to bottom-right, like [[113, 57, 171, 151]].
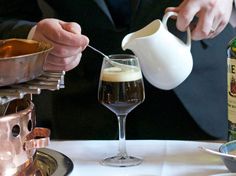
[[165, 0, 234, 40], [32, 18, 89, 71]]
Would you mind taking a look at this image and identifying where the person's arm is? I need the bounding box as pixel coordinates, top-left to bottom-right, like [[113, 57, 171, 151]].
[[0, 18, 36, 39], [0, 0, 42, 39], [166, 0, 234, 40]]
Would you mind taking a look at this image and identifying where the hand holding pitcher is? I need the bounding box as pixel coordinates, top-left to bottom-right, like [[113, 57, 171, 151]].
[[122, 12, 193, 90]]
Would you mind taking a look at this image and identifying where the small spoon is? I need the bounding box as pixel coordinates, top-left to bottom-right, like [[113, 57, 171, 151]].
[[199, 146, 236, 158], [87, 45, 130, 70], [87, 45, 110, 60]]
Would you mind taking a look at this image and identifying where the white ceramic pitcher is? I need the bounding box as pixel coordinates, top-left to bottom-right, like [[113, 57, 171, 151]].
[[121, 12, 193, 90]]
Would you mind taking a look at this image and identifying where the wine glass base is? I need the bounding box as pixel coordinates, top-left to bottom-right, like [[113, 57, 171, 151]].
[[101, 155, 143, 167]]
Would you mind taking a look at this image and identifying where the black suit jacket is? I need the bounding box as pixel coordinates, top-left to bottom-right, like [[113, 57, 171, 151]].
[[0, 0, 235, 140]]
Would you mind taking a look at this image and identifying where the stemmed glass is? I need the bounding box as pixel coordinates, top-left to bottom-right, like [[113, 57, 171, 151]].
[[98, 54, 145, 167]]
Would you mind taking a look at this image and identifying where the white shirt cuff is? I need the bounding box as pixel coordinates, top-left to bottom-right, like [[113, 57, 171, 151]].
[[27, 25, 37, 39]]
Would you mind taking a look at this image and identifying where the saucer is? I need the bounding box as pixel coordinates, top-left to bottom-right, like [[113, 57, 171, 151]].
[[219, 140, 236, 173], [25, 148, 73, 175]]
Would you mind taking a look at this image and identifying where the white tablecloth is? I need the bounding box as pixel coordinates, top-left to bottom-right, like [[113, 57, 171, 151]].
[[48, 140, 231, 176]]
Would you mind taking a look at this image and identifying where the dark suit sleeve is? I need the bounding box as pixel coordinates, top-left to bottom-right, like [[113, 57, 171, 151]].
[[0, 0, 42, 39]]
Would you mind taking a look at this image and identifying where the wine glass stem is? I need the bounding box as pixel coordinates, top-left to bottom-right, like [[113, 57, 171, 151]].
[[117, 114, 128, 157]]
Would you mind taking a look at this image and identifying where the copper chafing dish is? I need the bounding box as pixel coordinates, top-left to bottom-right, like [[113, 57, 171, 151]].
[[0, 98, 50, 175], [0, 39, 73, 175], [0, 38, 53, 87]]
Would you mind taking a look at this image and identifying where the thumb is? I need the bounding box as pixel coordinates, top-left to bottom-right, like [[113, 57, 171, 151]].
[[59, 21, 89, 50], [59, 21, 82, 34]]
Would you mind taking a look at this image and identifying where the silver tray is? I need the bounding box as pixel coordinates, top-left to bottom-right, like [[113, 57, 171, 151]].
[[24, 148, 74, 175]]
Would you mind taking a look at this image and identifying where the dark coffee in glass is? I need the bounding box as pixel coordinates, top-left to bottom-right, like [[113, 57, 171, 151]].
[[98, 54, 145, 167]]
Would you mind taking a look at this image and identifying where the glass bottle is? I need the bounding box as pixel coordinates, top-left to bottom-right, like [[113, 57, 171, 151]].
[[227, 37, 236, 141]]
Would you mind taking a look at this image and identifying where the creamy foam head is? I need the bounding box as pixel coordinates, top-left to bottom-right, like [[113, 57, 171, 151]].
[[102, 66, 142, 82]]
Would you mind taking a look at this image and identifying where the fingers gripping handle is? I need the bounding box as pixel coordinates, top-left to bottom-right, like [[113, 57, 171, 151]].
[[162, 11, 191, 49]]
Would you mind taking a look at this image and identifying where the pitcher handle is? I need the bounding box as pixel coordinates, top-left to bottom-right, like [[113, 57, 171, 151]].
[[162, 11, 191, 49]]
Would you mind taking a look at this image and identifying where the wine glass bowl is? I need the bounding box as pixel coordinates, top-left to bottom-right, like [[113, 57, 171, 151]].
[[98, 54, 145, 167]]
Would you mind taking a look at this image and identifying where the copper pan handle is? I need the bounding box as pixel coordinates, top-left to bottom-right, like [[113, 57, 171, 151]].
[[23, 127, 50, 151]]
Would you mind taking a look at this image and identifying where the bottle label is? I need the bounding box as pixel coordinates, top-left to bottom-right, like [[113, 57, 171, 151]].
[[228, 57, 236, 123]]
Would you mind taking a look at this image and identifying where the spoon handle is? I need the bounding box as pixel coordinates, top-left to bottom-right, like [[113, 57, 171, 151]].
[[87, 45, 132, 70], [87, 45, 114, 65], [88, 45, 108, 59]]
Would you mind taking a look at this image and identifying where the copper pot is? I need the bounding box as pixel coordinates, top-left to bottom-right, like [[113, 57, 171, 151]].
[[0, 98, 50, 175], [0, 38, 53, 87]]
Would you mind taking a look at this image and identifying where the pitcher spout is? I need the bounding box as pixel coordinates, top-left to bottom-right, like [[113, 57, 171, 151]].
[[121, 33, 136, 51], [121, 19, 161, 52]]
